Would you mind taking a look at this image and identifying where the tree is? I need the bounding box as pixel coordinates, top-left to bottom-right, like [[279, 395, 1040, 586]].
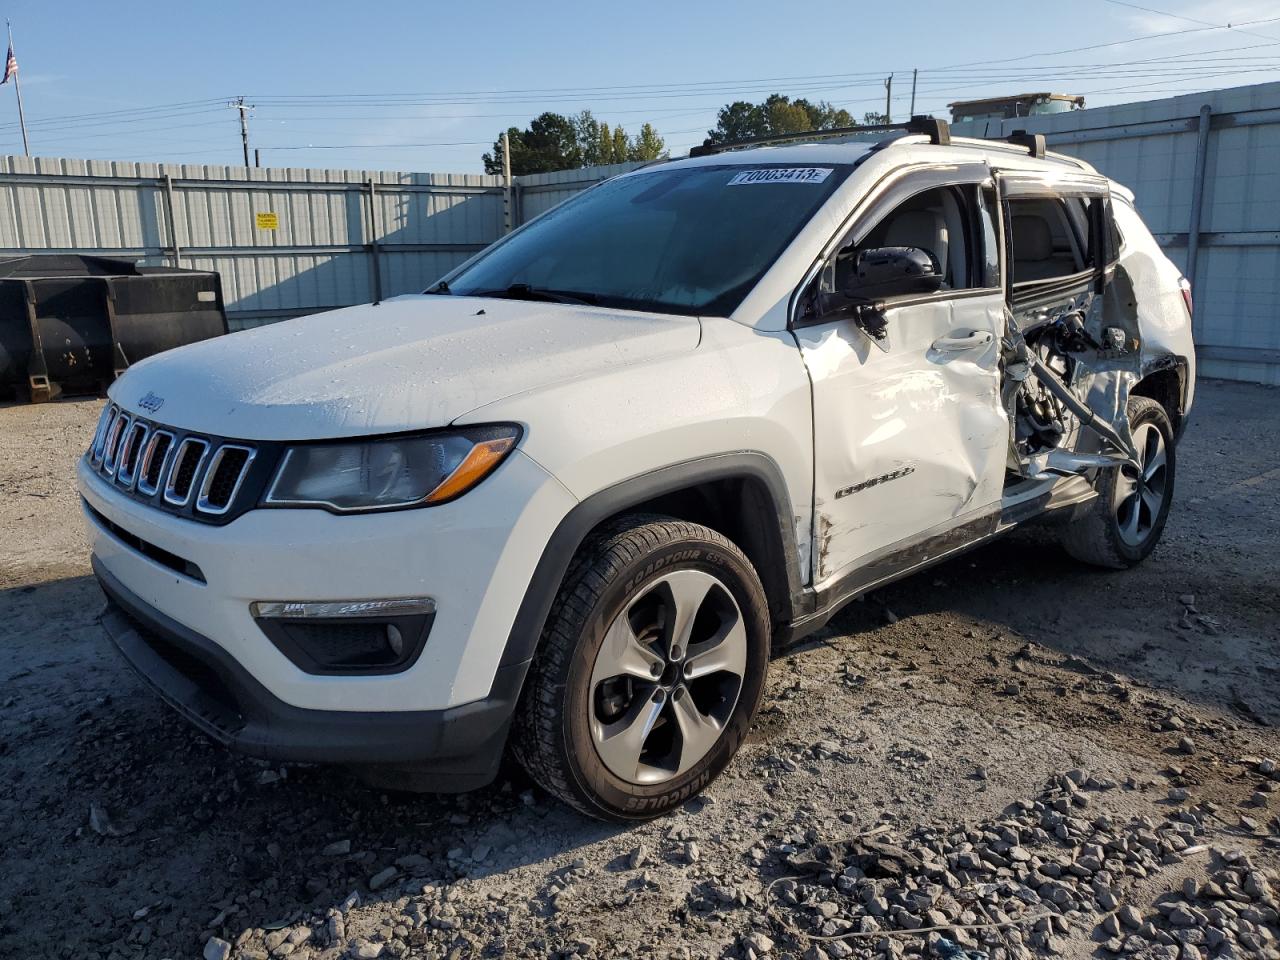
[[705, 94, 855, 145], [861, 111, 890, 125], [484, 111, 667, 174], [629, 123, 665, 162], [483, 112, 582, 176]]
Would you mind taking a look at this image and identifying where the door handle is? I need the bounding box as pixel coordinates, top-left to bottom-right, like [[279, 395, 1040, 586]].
[[931, 330, 994, 352]]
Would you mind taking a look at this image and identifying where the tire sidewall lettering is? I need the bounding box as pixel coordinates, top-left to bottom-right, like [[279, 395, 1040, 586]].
[[622, 548, 704, 594]]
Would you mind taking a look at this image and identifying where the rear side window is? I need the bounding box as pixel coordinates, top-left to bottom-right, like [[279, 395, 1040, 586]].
[[1063, 198, 1094, 265], [1007, 198, 1085, 283], [1065, 196, 1122, 266]]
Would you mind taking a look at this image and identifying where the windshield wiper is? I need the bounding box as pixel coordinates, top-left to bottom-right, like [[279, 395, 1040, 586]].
[[424, 280, 452, 295], [470, 283, 599, 306]]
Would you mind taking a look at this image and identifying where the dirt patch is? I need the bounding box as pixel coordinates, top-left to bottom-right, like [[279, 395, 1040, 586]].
[[0, 382, 1277, 960]]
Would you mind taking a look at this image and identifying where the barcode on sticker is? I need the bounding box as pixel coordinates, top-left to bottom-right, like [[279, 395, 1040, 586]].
[[727, 167, 832, 186]]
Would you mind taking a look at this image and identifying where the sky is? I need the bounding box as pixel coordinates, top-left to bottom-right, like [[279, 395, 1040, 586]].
[[1, 0, 1278, 172]]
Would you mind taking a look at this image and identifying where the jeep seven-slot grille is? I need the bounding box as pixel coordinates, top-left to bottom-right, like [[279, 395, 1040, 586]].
[[87, 404, 262, 524]]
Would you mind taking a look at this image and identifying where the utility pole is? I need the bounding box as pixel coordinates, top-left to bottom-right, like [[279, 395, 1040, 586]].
[[230, 97, 253, 168], [501, 131, 513, 234], [884, 73, 894, 124], [5, 21, 30, 156], [910, 68, 918, 117]]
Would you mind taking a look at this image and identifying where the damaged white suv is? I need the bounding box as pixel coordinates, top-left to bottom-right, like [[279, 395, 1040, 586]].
[[81, 119, 1194, 821]]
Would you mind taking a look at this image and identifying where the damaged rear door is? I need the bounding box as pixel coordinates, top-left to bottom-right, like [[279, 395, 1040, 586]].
[[795, 163, 1009, 587], [997, 170, 1142, 484]]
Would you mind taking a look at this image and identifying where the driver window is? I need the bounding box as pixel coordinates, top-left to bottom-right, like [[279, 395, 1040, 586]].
[[822, 185, 976, 296]]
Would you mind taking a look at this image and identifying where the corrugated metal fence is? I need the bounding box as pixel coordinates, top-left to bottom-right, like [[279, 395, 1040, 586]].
[[0, 158, 647, 332], [2, 82, 1278, 382], [0, 159, 506, 328], [954, 81, 1280, 386]]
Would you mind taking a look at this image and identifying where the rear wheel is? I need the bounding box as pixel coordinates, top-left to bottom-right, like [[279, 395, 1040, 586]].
[[511, 516, 770, 821], [1061, 395, 1176, 568]]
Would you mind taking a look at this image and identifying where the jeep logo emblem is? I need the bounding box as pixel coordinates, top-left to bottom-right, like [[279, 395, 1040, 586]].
[[138, 391, 165, 413]]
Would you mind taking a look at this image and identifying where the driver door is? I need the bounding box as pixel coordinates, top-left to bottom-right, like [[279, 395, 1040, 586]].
[[795, 165, 1009, 589]]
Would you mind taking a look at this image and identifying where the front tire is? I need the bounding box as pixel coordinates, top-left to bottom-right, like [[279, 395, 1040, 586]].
[[511, 515, 770, 821], [1061, 395, 1176, 568]]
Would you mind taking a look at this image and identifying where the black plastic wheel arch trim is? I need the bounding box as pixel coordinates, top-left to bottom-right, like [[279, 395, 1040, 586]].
[[497, 452, 806, 670]]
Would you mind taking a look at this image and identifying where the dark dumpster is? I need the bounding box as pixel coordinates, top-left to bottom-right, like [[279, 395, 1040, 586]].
[[0, 254, 228, 403]]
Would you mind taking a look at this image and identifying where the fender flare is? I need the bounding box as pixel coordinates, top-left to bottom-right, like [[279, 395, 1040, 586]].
[[496, 452, 805, 671]]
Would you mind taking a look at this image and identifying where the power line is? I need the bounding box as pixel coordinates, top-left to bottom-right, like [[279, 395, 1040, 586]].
[[259, 140, 491, 150], [931, 13, 1280, 69], [242, 15, 1280, 103], [1099, 0, 1280, 43], [5, 19, 1278, 166], [15, 55, 1269, 143], [0, 106, 227, 135], [0, 98, 228, 129], [6, 23, 1279, 135]]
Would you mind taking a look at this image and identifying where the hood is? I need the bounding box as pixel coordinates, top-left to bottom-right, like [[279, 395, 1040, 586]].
[[109, 296, 701, 440]]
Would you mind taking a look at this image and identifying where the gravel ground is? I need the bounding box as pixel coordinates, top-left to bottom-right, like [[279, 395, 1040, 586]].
[[0, 380, 1278, 960]]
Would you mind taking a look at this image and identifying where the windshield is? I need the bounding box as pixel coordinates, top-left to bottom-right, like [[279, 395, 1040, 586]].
[[441, 163, 852, 316]]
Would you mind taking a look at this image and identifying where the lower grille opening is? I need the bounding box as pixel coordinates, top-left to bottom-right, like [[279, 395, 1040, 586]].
[[84, 501, 207, 583], [254, 612, 434, 675], [284, 622, 398, 667]]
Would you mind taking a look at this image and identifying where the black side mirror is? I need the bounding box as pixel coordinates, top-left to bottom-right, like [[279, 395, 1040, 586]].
[[845, 246, 944, 300]]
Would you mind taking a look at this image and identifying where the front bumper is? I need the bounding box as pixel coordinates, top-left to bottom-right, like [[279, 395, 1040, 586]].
[[79, 449, 575, 713], [96, 557, 527, 785]]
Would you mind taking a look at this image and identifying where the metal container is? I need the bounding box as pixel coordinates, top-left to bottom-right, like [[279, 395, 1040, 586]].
[[0, 254, 227, 402]]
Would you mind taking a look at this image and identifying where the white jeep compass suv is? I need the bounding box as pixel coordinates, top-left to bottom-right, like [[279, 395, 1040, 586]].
[[80, 119, 1194, 821]]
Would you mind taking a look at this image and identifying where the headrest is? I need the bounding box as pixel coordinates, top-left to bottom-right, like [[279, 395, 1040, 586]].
[[884, 210, 947, 253], [1012, 215, 1053, 261]]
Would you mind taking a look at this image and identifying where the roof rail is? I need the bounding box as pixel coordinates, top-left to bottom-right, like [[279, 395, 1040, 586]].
[[1006, 129, 1046, 159], [688, 115, 951, 158]]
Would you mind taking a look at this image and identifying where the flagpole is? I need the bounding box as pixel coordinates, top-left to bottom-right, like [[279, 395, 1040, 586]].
[[6, 22, 29, 156]]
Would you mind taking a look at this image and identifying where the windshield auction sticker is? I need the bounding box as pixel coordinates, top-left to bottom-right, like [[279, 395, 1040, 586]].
[[727, 167, 833, 186]]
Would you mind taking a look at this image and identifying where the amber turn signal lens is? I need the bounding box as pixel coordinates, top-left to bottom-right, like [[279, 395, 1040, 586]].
[[423, 436, 517, 504]]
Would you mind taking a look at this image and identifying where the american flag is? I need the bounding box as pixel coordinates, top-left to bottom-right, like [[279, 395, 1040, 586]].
[[1, 42, 15, 85]]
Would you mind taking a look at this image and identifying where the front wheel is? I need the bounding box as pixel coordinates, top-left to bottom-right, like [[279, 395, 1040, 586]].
[[511, 516, 770, 821], [1061, 395, 1176, 568]]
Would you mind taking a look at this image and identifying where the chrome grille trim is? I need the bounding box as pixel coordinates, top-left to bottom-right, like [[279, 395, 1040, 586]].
[[163, 437, 210, 507], [195, 444, 257, 516], [115, 421, 151, 488], [135, 430, 175, 496], [89, 404, 117, 465], [88, 409, 261, 522], [102, 414, 132, 477]]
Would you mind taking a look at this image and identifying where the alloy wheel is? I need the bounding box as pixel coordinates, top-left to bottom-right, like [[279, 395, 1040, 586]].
[[588, 569, 746, 785], [1113, 422, 1168, 546]]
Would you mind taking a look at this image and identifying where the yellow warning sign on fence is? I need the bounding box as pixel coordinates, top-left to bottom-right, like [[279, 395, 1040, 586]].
[[255, 212, 279, 230]]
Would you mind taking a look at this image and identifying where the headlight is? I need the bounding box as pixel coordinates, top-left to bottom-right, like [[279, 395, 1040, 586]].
[[264, 425, 519, 512]]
